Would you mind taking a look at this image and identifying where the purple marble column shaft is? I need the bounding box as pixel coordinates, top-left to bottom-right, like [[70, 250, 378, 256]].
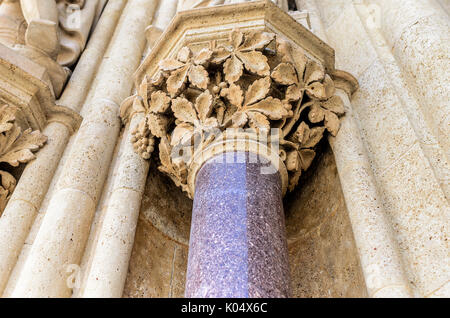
[[185, 152, 290, 298]]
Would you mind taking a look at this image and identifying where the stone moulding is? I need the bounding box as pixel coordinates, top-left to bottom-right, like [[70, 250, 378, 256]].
[[0, 104, 47, 212]]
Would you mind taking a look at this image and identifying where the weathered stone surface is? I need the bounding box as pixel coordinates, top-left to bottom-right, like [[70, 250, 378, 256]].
[[285, 143, 368, 298]]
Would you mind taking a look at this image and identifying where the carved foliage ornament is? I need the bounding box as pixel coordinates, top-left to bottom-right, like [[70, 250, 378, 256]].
[[120, 30, 345, 196], [0, 105, 47, 212]]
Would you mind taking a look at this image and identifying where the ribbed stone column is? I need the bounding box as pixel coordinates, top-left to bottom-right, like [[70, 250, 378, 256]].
[[9, 0, 157, 298], [370, 0, 450, 156], [80, 114, 150, 298], [0, 0, 126, 297], [329, 89, 412, 298], [185, 152, 291, 298]]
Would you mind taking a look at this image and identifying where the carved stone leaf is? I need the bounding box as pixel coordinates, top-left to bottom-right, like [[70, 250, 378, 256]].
[[193, 48, 213, 65], [159, 136, 174, 171], [306, 81, 327, 100], [159, 58, 184, 71], [138, 76, 150, 109], [223, 104, 238, 125], [171, 122, 194, 146], [188, 64, 209, 90], [0, 105, 15, 133], [299, 148, 315, 170], [231, 111, 248, 128], [223, 54, 243, 83], [271, 63, 298, 86], [277, 39, 307, 76], [304, 60, 325, 84], [195, 90, 214, 122], [177, 47, 192, 63], [323, 74, 336, 99], [244, 77, 271, 106], [246, 97, 288, 120], [285, 84, 304, 102], [247, 111, 270, 130], [236, 51, 270, 77], [211, 47, 231, 64], [292, 121, 310, 144], [166, 65, 189, 96], [221, 83, 243, 108], [202, 117, 219, 130], [151, 71, 165, 86], [149, 91, 171, 114], [132, 96, 146, 114], [0, 128, 47, 167], [308, 103, 325, 123], [239, 31, 275, 51], [324, 111, 340, 136], [0, 170, 15, 194], [285, 150, 300, 171], [230, 29, 244, 49], [147, 113, 169, 138], [171, 97, 198, 124], [0, 170, 15, 212], [302, 127, 325, 148], [322, 95, 345, 115], [0, 122, 20, 153], [291, 47, 307, 78]]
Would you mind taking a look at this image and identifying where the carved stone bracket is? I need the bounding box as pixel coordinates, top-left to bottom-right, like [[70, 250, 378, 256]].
[[121, 26, 347, 198], [0, 104, 47, 212]]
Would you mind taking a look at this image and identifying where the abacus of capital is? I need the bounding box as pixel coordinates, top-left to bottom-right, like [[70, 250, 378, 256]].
[[0, 0, 448, 298]]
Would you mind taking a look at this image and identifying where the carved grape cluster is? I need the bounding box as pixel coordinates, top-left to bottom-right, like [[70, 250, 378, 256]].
[[130, 116, 155, 160]]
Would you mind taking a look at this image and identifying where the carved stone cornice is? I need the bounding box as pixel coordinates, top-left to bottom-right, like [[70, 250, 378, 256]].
[[0, 104, 47, 212], [121, 19, 349, 198]]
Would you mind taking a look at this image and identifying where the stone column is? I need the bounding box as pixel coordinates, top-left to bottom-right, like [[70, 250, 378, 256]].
[[185, 151, 290, 298], [80, 114, 150, 298], [368, 0, 450, 156], [293, 1, 413, 297], [9, 0, 157, 298], [145, 0, 178, 52], [0, 0, 126, 297], [329, 87, 412, 298]]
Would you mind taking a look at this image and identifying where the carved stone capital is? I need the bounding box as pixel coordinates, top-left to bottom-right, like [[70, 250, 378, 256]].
[[0, 104, 47, 212], [121, 25, 348, 198], [0, 42, 82, 134]]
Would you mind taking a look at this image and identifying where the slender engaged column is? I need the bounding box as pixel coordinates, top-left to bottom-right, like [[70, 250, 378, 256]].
[[369, 0, 450, 156], [80, 114, 150, 298], [329, 89, 412, 298], [0, 0, 126, 297], [185, 152, 291, 298], [9, 0, 157, 298]]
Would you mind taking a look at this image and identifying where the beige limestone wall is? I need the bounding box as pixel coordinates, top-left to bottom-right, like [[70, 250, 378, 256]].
[[123, 145, 367, 298]]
